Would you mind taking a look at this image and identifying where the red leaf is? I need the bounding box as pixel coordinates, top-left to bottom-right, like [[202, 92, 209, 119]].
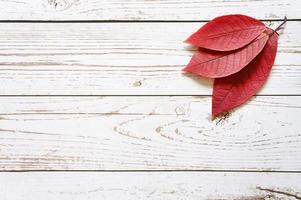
[[185, 14, 266, 51], [183, 32, 269, 78], [212, 29, 278, 117]]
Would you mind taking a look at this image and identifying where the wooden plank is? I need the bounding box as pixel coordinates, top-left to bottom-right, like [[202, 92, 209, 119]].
[[1, 172, 301, 199], [0, 0, 299, 21], [0, 22, 300, 95], [0, 96, 300, 171]]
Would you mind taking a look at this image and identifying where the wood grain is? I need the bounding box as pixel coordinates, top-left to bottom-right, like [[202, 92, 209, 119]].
[[0, 22, 300, 95], [0, 96, 300, 171], [1, 172, 301, 200], [0, 0, 299, 21], [0, 0, 300, 197]]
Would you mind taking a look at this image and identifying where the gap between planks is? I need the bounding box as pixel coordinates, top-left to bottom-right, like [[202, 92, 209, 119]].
[[1, 170, 301, 173], [0, 19, 299, 23], [0, 95, 300, 97]]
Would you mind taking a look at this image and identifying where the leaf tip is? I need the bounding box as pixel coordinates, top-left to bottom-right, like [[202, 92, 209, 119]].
[[183, 38, 190, 44], [211, 111, 219, 120], [211, 114, 217, 121], [211, 105, 220, 119], [184, 35, 195, 45], [182, 64, 192, 73]]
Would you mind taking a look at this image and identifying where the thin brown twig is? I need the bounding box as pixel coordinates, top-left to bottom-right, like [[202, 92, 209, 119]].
[[274, 16, 288, 32]]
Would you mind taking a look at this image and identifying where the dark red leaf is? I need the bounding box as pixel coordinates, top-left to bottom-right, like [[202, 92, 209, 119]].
[[183, 32, 269, 78], [212, 29, 278, 117], [185, 14, 266, 51]]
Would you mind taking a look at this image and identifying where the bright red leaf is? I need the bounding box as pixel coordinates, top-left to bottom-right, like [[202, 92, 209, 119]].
[[183, 32, 269, 78], [212, 29, 278, 117], [185, 14, 266, 51]]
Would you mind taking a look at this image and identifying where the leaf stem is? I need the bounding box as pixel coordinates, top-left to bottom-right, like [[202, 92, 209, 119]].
[[274, 16, 287, 33]]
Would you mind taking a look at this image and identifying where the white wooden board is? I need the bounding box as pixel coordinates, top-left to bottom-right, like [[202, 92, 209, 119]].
[[0, 22, 300, 95], [1, 172, 301, 200], [0, 0, 299, 21], [0, 0, 300, 198], [0, 96, 300, 171]]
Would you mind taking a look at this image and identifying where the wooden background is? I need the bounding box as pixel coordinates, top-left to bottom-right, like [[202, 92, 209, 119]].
[[0, 0, 300, 199]]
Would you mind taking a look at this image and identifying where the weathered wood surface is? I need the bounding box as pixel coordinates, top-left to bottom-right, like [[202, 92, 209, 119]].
[[0, 1, 300, 198], [0, 96, 300, 171], [1, 172, 301, 200], [0, 0, 299, 21], [0, 22, 300, 95]]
